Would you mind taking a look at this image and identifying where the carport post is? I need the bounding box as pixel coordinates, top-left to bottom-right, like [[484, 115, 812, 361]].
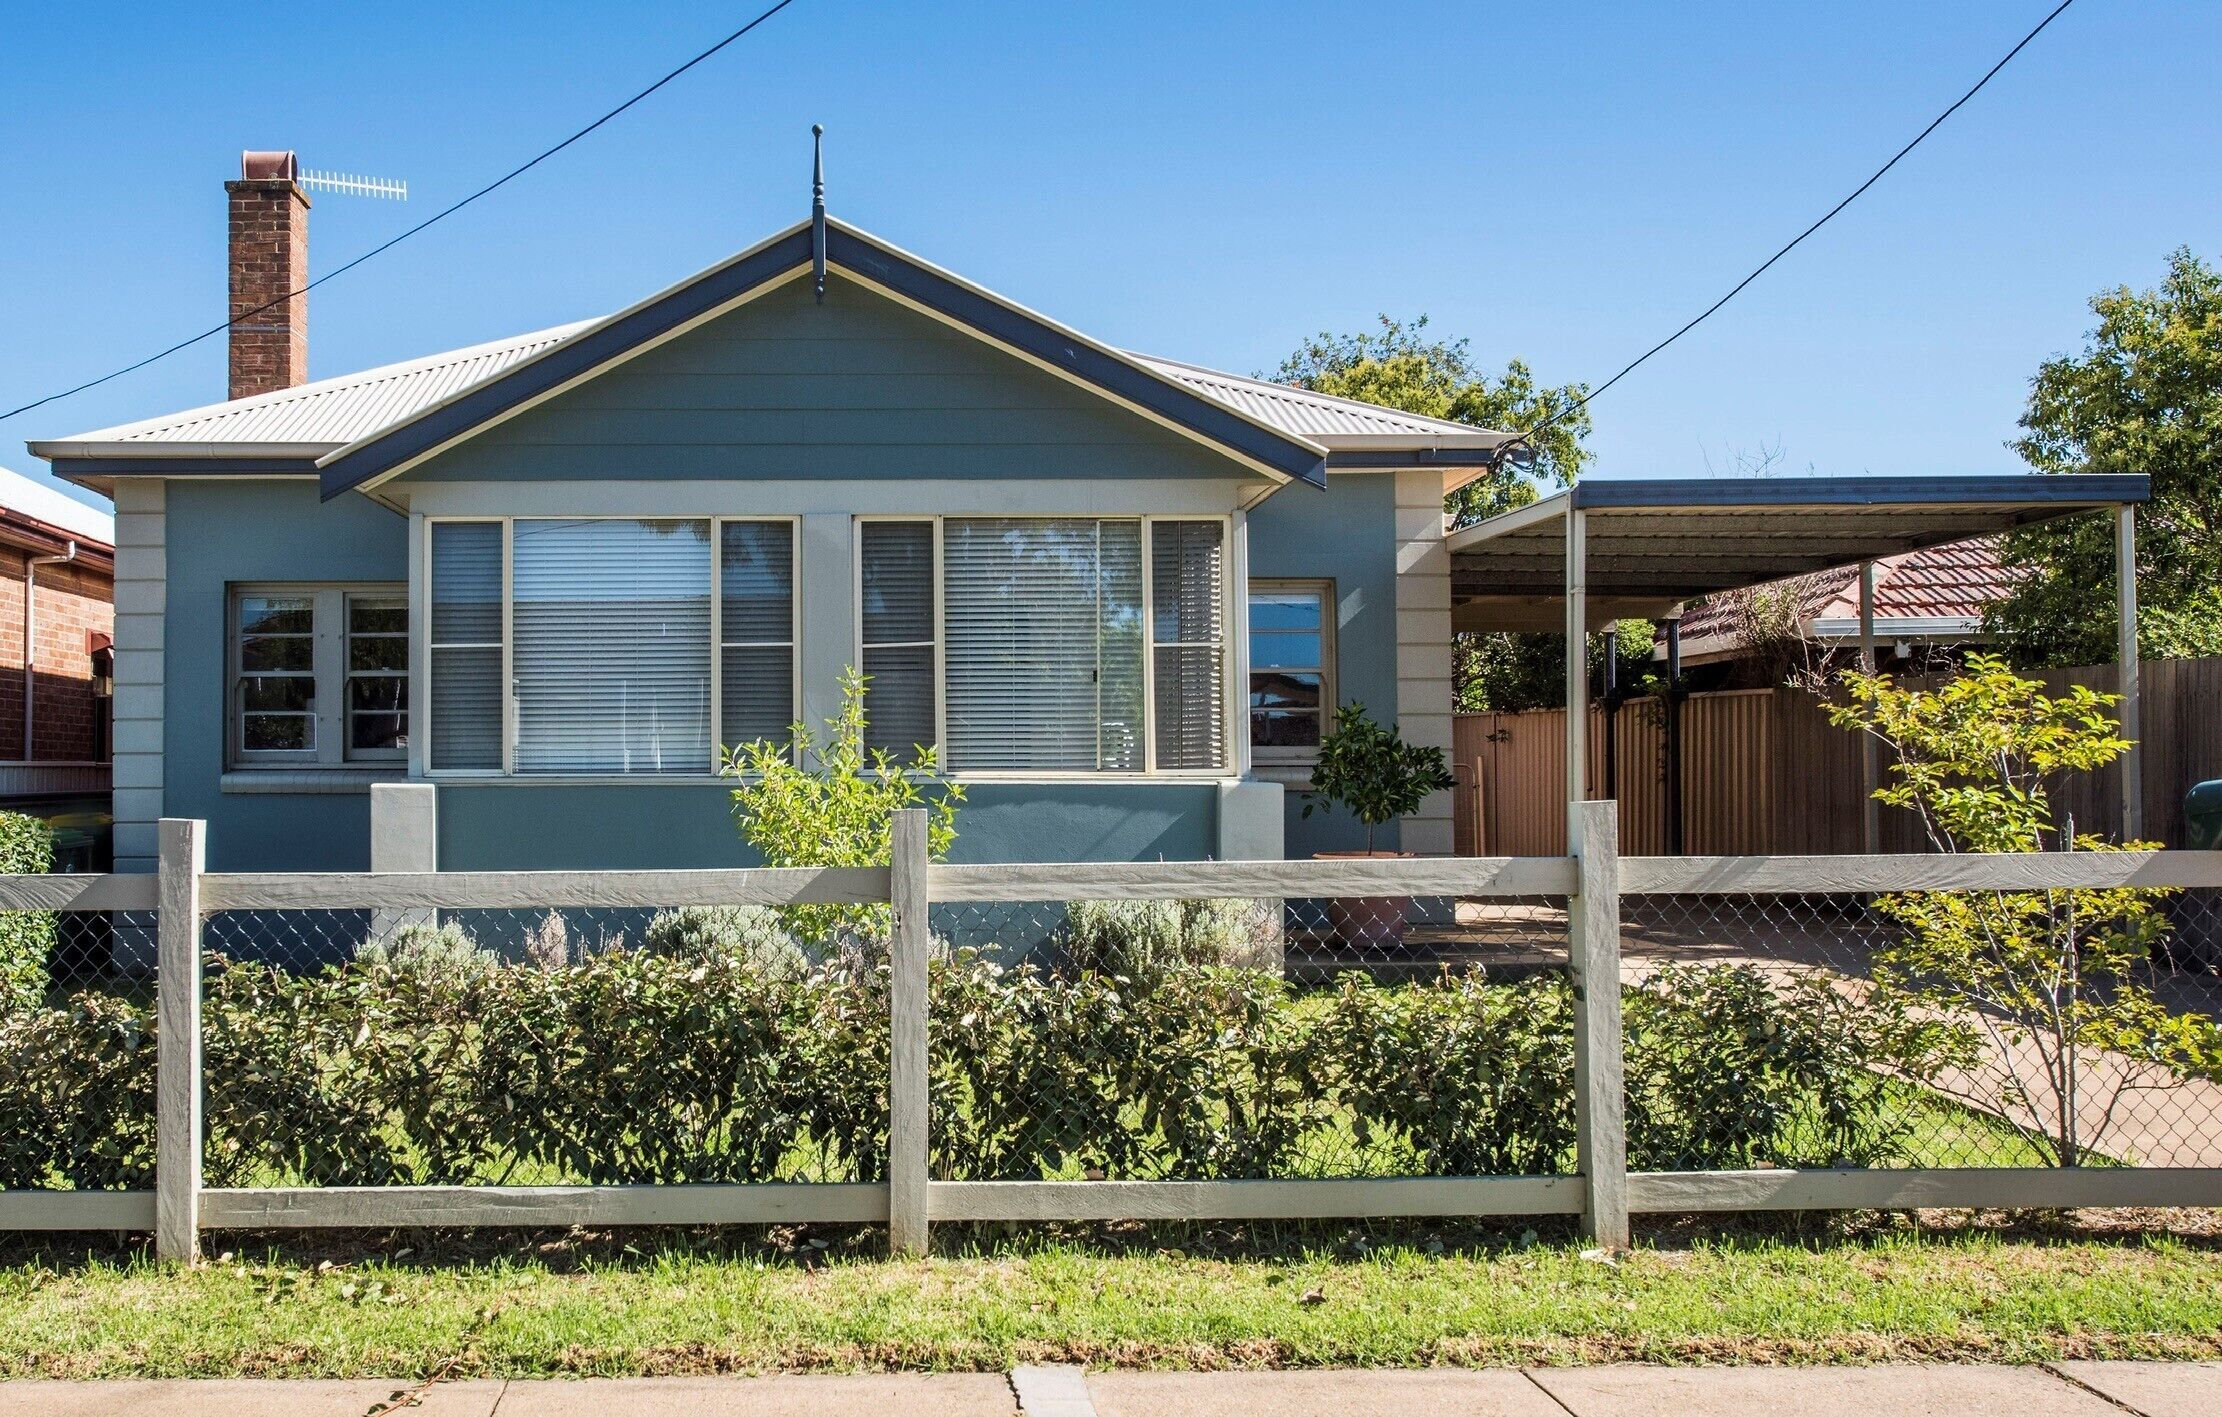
[[2116, 505, 2142, 841], [1564, 506, 1588, 815], [1858, 561, 1879, 853]]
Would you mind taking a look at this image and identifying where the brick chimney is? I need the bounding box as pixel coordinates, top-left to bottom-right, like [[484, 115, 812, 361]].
[[226, 150, 310, 399]]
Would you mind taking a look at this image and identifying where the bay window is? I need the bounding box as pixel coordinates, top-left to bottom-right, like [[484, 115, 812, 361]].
[[425, 517, 796, 775], [858, 516, 1231, 774]]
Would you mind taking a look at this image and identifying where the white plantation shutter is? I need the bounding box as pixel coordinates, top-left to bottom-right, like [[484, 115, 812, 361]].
[[429, 522, 503, 770], [512, 519, 711, 774], [719, 521, 795, 752], [942, 518, 1145, 772], [1150, 520, 1227, 770], [859, 521, 937, 759]]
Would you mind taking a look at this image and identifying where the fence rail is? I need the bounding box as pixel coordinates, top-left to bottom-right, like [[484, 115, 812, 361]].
[[1, 815, 2218, 1258]]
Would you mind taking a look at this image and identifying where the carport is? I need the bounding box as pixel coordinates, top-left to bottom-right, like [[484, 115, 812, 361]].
[[1444, 474, 2154, 849]]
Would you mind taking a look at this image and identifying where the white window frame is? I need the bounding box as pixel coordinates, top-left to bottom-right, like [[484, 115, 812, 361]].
[[1247, 578, 1336, 767], [420, 515, 801, 779], [227, 582, 407, 770], [342, 591, 409, 763], [854, 513, 1236, 780]]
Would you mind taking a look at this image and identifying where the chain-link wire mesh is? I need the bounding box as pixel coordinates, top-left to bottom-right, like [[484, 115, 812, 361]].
[[1620, 886, 2222, 1171], [197, 903, 889, 1188], [0, 907, 159, 1191], [924, 893, 1577, 1181]]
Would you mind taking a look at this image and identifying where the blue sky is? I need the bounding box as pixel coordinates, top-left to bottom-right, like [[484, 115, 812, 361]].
[[5, 1, 2217, 511]]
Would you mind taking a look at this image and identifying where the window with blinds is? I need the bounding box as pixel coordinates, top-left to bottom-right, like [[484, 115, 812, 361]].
[[513, 518, 711, 775], [719, 521, 795, 752], [858, 520, 936, 759], [425, 518, 796, 775], [428, 522, 502, 770], [874, 516, 1223, 774]]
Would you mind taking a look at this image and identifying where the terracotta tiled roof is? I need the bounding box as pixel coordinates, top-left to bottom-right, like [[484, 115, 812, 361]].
[[1675, 536, 2013, 643]]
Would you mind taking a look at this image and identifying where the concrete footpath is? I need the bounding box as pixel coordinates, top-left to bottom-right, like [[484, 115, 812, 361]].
[[1, 1362, 2215, 1416]]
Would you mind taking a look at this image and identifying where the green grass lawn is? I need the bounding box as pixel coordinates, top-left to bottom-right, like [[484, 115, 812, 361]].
[[2, 1215, 2217, 1378]]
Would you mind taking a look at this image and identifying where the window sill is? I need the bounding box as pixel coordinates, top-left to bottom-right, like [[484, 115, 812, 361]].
[[1250, 761, 1320, 789], [221, 769, 407, 795]]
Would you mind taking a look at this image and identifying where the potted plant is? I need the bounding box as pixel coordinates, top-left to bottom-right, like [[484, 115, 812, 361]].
[[1301, 701, 1457, 946]]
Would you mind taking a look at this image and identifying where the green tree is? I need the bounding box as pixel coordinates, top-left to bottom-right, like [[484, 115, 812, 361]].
[[1986, 248, 2222, 665], [1826, 655, 2221, 1166], [1271, 315, 1590, 526], [1274, 316, 1605, 710]]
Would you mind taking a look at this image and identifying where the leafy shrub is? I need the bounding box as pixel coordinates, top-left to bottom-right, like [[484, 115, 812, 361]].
[[0, 994, 155, 1189], [1315, 972, 1576, 1175], [1623, 963, 1963, 1171], [0, 947, 1972, 1191], [0, 811, 56, 1011], [1061, 898, 1282, 982], [353, 920, 500, 982], [640, 905, 809, 981]]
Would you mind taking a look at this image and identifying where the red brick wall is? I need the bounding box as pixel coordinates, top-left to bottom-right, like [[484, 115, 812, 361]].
[[226, 176, 310, 399], [0, 548, 115, 762]]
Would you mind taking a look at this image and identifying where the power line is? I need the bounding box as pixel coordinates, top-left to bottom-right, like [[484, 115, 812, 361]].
[[1504, 0, 2080, 458], [2, 0, 804, 425]]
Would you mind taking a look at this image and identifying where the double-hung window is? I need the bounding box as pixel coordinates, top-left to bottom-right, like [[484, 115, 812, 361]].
[[857, 516, 1230, 774], [230, 584, 408, 768], [426, 517, 796, 775], [1247, 581, 1334, 761]]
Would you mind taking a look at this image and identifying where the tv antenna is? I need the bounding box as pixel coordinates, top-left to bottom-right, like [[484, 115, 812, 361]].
[[299, 169, 409, 201]]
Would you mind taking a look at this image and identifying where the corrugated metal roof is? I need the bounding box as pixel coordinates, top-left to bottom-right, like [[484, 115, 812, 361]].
[[35, 322, 1500, 458], [1130, 355, 1505, 445], [0, 465, 113, 546], [44, 322, 595, 450]]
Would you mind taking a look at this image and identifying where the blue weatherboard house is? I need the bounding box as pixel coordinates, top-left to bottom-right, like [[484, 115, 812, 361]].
[[30, 152, 1505, 881]]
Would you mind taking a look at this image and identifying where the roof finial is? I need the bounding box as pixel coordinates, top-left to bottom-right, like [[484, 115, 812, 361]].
[[811, 124, 826, 304]]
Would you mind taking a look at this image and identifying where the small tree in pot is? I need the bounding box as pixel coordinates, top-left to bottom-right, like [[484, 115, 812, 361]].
[[1302, 702, 1457, 945]]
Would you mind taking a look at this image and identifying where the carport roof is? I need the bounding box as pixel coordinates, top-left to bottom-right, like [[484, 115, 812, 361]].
[[1446, 474, 2148, 630]]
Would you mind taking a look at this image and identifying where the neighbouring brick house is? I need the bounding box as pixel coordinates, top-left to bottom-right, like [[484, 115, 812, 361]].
[[0, 464, 115, 868]]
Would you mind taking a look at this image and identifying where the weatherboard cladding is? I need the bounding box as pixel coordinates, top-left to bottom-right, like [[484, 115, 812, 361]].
[[397, 277, 1276, 484]]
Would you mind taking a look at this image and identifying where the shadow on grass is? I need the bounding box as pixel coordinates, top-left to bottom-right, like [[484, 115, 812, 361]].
[[2, 1204, 2215, 1278]]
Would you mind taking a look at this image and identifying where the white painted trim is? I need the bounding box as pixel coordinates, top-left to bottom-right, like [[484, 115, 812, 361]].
[[1247, 577, 1336, 771], [402, 479, 1255, 520], [927, 1176, 1579, 1221], [199, 864, 890, 911], [1394, 470, 1455, 854], [0, 873, 160, 911], [199, 1182, 887, 1229], [0, 1190, 156, 1230], [927, 856, 1578, 902], [1627, 1167, 2222, 1213], [1623, 851, 2222, 894], [109, 479, 166, 873]]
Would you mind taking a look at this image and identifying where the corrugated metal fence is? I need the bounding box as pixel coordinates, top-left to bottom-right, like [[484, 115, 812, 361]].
[[1454, 657, 2222, 858]]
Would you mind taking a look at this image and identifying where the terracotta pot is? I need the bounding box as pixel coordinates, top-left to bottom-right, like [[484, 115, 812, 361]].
[[1313, 849, 1416, 947]]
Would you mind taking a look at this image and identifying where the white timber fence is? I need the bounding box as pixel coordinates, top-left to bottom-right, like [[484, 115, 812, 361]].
[[0, 809, 2219, 1261]]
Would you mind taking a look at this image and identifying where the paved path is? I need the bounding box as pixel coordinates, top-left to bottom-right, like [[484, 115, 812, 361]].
[[3, 1363, 2215, 1416]]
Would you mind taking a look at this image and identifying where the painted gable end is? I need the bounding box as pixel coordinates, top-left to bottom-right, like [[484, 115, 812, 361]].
[[396, 275, 1258, 484]]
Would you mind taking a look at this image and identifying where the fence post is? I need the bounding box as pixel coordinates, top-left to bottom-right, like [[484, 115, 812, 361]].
[[155, 818, 205, 1263], [887, 807, 931, 1257], [1568, 799, 1628, 1248]]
